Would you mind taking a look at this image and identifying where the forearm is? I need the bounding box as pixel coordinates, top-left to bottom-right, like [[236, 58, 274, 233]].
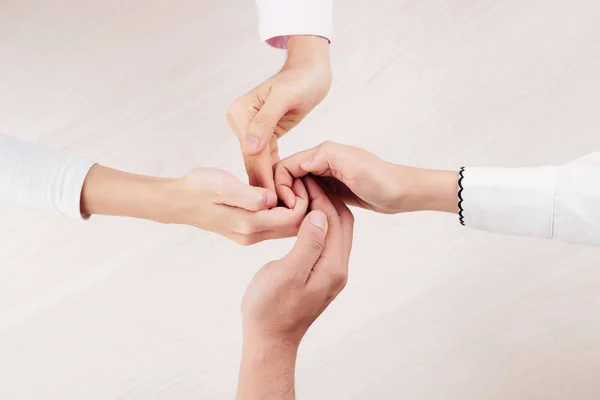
[[237, 338, 298, 400], [286, 35, 330, 68], [395, 153, 600, 247], [0, 133, 176, 223], [395, 165, 459, 214], [80, 164, 175, 223]]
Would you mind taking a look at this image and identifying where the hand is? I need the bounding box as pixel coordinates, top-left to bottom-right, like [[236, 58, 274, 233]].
[[81, 165, 309, 245], [274, 141, 460, 214], [237, 177, 354, 400], [227, 35, 332, 192]]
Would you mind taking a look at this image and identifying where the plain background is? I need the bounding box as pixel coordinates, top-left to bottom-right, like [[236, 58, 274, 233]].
[[1, 1, 600, 399]]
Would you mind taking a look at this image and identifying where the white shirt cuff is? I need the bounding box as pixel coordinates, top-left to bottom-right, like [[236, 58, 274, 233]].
[[257, 0, 333, 49], [460, 166, 557, 240], [57, 157, 96, 220], [0, 133, 95, 220]]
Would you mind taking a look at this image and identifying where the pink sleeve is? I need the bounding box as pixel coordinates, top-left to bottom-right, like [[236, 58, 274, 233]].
[[256, 0, 333, 49]]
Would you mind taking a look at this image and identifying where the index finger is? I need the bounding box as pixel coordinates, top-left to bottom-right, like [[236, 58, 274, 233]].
[[244, 149, 275, 192]]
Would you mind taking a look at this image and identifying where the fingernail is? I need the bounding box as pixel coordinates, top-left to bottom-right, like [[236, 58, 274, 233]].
[[300, 156, 314, 170], [245, 136, 260, 151], [266, 191, 277, 207], [310, 211, 327, 230]]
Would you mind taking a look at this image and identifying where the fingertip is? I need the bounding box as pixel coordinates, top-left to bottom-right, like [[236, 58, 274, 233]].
[[292, 178, 307, 197], [285, 191, 297, 209], [265, 190, 278, 208], [291, 179, 308, 210], [273, 184, 294, 208], [242, 136, 261, 154], [303, 176, 324, 201], [309, 210, 328, 231]]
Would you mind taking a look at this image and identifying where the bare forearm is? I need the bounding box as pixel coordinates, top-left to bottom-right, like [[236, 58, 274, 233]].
[[237, 339, 298, 400], [80, 164, 175, 222], [394, 165, 459, 214], [286, 35, 330, 67]]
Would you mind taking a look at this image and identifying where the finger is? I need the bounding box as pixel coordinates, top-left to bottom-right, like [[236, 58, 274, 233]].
[[243, 95, 289, 156], [275, 141, 352, 209], [314, 176, 361, 207], [219, 177, 277, 211], [224, 179, 309, 235], [304, 176, 352, 293], [304, 176, 343, 263], [269, 135, 280, 163], [227, 95, 255, 143], [244, 148, 276, 192], [280, 210, 329, 281], [327, 193, 355, 264], [246, 178, 308, 232], [228, 94, 278, 191], [226, 108, 243, 141], [227, 227, 299, 246], [274, 147, 318, 209], [298, 142, 343, 177]]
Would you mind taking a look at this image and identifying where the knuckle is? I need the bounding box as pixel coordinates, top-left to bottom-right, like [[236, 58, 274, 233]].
[[255, 192, 268, 209], [213, 174, 233, 198], [262, 260, 278, 272], [274, 161, 290, 180], [235, 235, 255, 246], [329, 269, 348, 290], [237, 219, 257, 235], [319, 140, 336, 153], [252, 112, 269, 128], [228, 98, 245, 116], [308, 236, 325, 253]]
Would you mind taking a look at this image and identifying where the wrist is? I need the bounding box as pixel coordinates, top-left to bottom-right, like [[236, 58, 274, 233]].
[[392, 165, 459, 213], [238, 336, 298, 400], [285, 35, 330, 69], [243, 332, 301, 355], [81, 165, 175, 222]]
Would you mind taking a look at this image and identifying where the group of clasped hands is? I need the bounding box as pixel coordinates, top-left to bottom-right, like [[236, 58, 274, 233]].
[[78, 36, 455, 399], [3, 3, 598, 398]]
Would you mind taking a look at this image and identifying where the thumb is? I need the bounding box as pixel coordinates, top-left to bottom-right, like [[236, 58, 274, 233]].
[[243, 95, 288, 155], [282, 210, 329, 280], [220, 178, 278, 211]]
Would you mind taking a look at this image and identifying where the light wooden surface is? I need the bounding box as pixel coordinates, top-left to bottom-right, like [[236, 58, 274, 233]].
[[1, 1, 600, 399]]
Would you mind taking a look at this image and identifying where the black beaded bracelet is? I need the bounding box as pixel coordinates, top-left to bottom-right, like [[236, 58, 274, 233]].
[[458, 167, 465, 226]]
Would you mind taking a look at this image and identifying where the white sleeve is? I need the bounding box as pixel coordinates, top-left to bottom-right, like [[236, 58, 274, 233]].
[[0, 133, 95, 220], [256, 0, 333, 49], [459, 152, 600, 247]]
